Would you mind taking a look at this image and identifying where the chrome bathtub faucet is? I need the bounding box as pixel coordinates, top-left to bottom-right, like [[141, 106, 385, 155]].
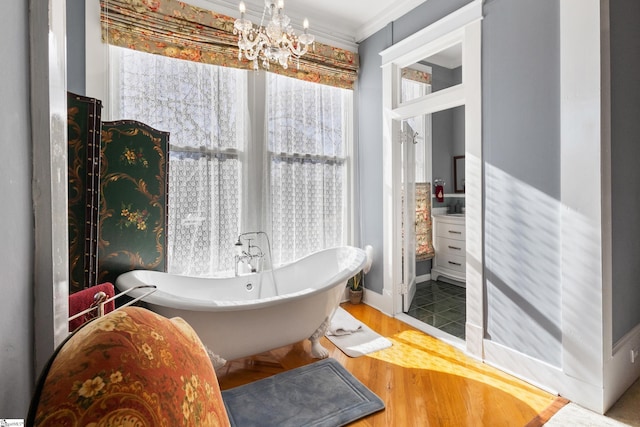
[[234, 233, 266, 276]]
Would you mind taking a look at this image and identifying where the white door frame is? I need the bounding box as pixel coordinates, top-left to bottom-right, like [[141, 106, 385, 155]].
[[379, 0, 484, 358], [31, 0, 70, 376], [401, 120, 417, 312]]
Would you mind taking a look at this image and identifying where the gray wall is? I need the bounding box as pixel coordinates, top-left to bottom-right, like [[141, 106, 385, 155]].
[[427, 64, 464, 194], [67, 0, 86, 94], [357, 28, 390, 293], [452, 106, 465, 162], [0, 0, 35, 417], [610, 0, 640, 344], [482, 0, 561, 365], [432, 105, 465, 194]]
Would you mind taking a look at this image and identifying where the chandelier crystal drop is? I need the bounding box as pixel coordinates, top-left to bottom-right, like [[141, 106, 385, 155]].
[[234, 0, 315, 70]]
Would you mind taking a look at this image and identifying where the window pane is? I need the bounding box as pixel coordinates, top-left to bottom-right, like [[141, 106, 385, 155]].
[[114, 46, 245, 150], [267, 73, 345, 157], [111, 46, 245, 276], [109, 47, 352, 276], [400, 42, 462, 104], [168, 154, 240, 276], [267, 74, 349, 264], [402, 77, 430, 106]]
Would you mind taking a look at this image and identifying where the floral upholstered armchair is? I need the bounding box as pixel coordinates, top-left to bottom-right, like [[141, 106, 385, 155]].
[[28, 306, 230, 426]]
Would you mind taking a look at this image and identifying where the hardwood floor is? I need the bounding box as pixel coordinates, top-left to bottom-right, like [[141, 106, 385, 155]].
[[216, 303, 567, 426]]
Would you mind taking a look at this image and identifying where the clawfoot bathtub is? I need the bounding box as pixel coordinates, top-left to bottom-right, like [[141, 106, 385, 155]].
[[116, 246, 367, 362]]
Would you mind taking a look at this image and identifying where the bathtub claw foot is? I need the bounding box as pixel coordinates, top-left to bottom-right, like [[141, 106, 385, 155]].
[[309, 317, 331, 359], [311, 340, 330, 359]]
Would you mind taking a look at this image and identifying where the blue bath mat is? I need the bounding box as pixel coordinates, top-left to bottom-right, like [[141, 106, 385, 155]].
[[221, 358, 385, 427]]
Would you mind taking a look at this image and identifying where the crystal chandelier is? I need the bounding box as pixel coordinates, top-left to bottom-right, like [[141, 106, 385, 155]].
[[234, 0, 315, 70]]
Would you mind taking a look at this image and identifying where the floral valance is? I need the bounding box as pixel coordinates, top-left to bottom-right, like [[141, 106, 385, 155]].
[[401, 68, 432, 85], [100, 0, 359, 89]]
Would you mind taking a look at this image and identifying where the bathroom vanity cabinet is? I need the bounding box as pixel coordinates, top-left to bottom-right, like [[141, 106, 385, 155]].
[[431, 214, 466, 286]]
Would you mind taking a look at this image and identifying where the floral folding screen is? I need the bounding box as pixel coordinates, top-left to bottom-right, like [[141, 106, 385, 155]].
[[67, 92, 102, 293], [98, 120, 169, 285]]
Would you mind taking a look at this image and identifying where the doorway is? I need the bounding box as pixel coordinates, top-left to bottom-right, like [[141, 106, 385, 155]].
[[401, 105, 468, 341], [380, 2, 483, 354]]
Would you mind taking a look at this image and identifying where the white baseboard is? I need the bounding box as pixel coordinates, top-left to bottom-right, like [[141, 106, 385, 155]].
[[483, 339, 603, 413], [605, 323, 640, 411], [416, 273, 431, 283], [397, 313, 466, 351], [465, 321, 483, 360], [340, 287, 349, 302], [362, 288, 394, 316]]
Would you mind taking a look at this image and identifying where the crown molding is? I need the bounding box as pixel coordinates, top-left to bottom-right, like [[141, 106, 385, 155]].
[[355, 0, 427, 42]]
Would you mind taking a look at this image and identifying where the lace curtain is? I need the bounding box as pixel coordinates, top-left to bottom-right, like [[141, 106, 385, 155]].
[[267, 73, 350, 265], [109, 46, 351, 275], [110, 46, 245, 276]]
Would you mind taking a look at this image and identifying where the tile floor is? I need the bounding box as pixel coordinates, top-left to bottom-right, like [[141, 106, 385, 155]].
[[407, 279, 466, 339]]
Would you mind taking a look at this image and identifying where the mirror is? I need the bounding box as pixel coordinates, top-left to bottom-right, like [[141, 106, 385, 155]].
[[454, 155, 465, 193], [401, 64, 431, 104], [431, 106, 465, 198], [400, 42, 462, 105], [401, 116, 430, 183]]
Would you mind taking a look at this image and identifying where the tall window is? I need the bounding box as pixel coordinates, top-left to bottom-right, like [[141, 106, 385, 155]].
[[267, 74, 350, 264], [110, 46, 245, 276], [108, 46, 352, 276]]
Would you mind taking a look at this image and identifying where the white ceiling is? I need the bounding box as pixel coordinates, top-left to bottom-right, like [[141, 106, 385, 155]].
[[199, 0, 428, 50]]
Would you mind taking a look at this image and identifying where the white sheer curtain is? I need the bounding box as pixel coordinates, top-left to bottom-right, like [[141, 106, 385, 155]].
[[108, 46, 352, 276], [266, 74, 351, 265], [109, 46, 246, 276]]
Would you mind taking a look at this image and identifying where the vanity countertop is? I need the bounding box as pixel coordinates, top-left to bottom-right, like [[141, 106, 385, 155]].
[[433, 213, 465, 219]]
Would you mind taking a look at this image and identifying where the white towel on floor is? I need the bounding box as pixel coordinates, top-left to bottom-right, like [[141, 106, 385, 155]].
[[327, 307, 363, 336]]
